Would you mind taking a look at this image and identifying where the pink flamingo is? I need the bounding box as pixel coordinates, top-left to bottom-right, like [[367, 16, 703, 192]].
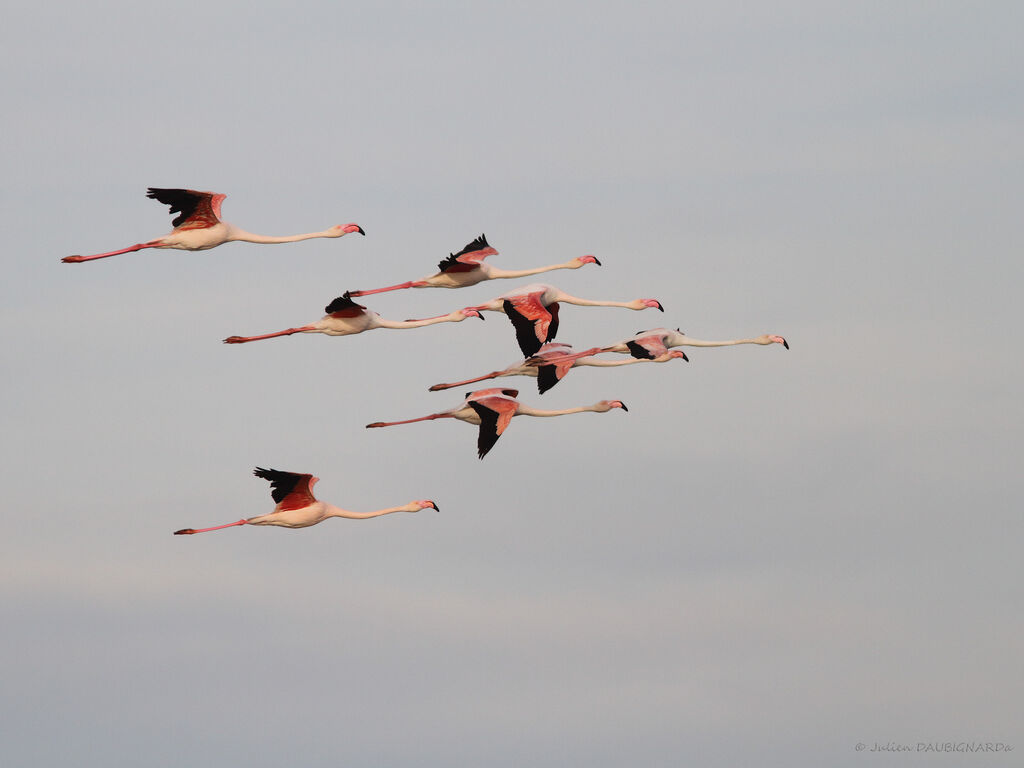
[[173, 467, 438, 534], [222, 294, 483, 344], [366, 387, 628, 459], [347, 234, 600, 296], [601, 327, 789, 358], [407, 283, 663, 357], [63, 188, 364, 263], [428, 342, 687, 394]]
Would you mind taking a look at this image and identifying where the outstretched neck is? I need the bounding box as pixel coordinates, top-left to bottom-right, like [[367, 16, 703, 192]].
[[514, 404, 595, 418], [487, 261, 578, 280], [556, 292, 631, 308], [227, 227, 335, 245], [374, 313, 459, 329], [324, 503, 410, 520], [679, 336, 756, 347], [576, 356, 642, 368]]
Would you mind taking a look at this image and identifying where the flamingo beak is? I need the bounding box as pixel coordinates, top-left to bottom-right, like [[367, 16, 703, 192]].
[[782, 339, 789, 349], [429, 501, 440, 512], [582, 255, 602, 266], [343, 224, 366, 236], [678, 351, 689, 362]]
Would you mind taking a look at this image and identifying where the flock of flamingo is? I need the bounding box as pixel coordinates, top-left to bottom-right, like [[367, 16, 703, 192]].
[[65, 188, 788, 535]]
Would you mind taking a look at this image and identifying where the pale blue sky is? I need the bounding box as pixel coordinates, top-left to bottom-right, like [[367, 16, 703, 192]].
[[2, 1, 1021, 765]]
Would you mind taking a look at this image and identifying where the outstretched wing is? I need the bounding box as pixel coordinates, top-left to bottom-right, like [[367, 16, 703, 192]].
[[325, 294, 367, 317], [436, 234, 497, 273], [146, 188, 223, 229], [468, 396, 516, 459], [503, 294, 555, 357], [253, 467, 317, 510]]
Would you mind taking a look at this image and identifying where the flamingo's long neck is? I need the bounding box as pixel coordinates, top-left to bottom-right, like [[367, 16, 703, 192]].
[[556, 293, 633, 309], [375, 313, 459, 329], [227, 228, 336, 245], [487, 261, 579, 280], [575, 356, 644, 368], [324, 503, 413, 520], [513, 404, 599, 418], [677, 336, 756, 347]]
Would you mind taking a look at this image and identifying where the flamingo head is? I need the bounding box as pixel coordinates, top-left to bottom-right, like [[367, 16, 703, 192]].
[[414, 499, 440, 512], [597, 399, 629, 412], [573, 255, 602, 267], [767, 334, 789, 349], [329, 223, 366, 237], [634, 299, 664, 311], [459, 308, 485, 321], [664, 350, 689, 362]]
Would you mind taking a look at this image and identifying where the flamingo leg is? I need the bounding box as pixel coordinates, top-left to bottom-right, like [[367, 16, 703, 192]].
[[174, 519, 248, 535], [429, 371, 505, 391], [366, 413, 453, 428], [62, 242, 156, 263], [223, 326, 316, 344], [347, 281, 426, 297]]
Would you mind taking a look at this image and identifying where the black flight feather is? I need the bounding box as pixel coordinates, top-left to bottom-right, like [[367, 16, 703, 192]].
[[468, 401, 502, 459]]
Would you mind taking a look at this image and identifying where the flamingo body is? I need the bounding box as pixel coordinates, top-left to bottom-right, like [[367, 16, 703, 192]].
[[223, 294, 483, 344], [63, 188, 364, 263], [603, 327, 789, 358], [366, 388, 628, 459], [346, 235, 601, 296], [173, 467, 438, 534], [428, 342, 687, 394], [422, 283, 664, 357]]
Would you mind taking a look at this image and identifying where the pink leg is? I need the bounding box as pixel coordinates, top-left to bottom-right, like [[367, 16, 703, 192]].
[[366, 413, 452, 428], [174, 519, 248, 535], [62, 242, 155, 263], [429, 371, 504, 391], [223, 326, 316, 344], [347, 280, 426, 297]]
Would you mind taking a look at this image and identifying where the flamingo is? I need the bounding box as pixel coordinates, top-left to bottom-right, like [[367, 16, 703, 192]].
[[407, 283, 663, 357], [173, 467, 438, 534], [428, 342, 688, 394], [346, 234, 600, 296], [62, 188, 364, 263], [366, 387, 628, 459], [222, 294, 483, 344], [601, 327, 789, 358]]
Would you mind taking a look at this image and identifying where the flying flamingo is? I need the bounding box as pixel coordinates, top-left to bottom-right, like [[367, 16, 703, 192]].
[[346, 234, 601, 296], [173, 467, 438, 534], [62, 188, 365, 263], [406, 283, 663, 357], [366, 387, 628, 459], [428, 342, 688, 394], [600, 327, 789, 358], [222, 294, 483, 344]]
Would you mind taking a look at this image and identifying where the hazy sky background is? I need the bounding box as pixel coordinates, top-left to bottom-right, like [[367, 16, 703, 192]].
[[2, 1, 1021, 765]]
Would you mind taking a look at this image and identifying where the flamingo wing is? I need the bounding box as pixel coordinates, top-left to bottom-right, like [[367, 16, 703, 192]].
[[325, 294, 367, 318], [503, 294, 555, 357], [253, 467, 317, 510], [146, 188, 223, 229], [468, 396, 517, 459], [436, 234, 497, 273]]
